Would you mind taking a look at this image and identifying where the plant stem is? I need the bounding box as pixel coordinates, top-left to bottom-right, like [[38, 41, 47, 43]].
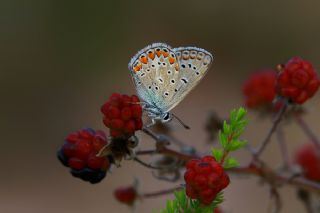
[[254, 102, 288, 158], [141, 186, 183, 198]]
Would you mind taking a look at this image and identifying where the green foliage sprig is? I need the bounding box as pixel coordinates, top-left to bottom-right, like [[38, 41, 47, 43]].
[[212, 107, 248, 169]]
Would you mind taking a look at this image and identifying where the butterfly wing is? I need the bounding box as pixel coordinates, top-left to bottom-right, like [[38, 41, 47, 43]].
[[161, 47, 213, 112], [128, 43, 180, 112]]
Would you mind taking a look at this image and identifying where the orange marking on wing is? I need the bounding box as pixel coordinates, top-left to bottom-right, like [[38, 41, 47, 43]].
[[175, 64, 179, 71], [162, 51, 169, 58], [133, 63, 142, 72], [169, 57, 175, 64], [155, 50, 162, 57], [140, 56, 148, 64], [182, 55, 189, 60], [148, 52, 155, 60]]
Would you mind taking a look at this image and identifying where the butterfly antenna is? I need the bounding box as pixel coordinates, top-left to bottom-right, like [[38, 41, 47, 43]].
[[172, 114, 190, 129]]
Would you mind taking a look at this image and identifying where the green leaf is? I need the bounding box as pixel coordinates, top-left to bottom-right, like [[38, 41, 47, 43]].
[[218, 131, 228, 149], [166, 200, 174, 213], [227, 140, 247, 151], [224, 157, 239, 169], [212, 149, 223, 162]]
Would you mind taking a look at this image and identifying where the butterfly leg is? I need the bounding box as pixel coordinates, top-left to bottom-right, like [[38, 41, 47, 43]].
[[144, 118, 156, 128]]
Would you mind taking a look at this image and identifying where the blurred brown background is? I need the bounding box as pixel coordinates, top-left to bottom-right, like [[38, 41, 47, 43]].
[[1, 0, 320, 212]]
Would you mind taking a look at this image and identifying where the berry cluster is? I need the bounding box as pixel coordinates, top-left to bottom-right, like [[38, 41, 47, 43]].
[[243, 57, 320, 108], [242, 69, 277, 109], [114, 186, 137, 206], [101, 93, 143, 138], [277, 57, 320, 104], [57, 128, 110, 184], [184, 156, 230, 205], [295, 143, 320, 181]]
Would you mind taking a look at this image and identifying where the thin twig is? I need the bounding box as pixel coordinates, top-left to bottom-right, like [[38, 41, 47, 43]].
[[254, 102, 288, 158], [141, 186, 183, 198], [276, 126, 290, 170], [294, 113, 320, 153], [136, 150, 157, 155], [134, 157, 167, 170]]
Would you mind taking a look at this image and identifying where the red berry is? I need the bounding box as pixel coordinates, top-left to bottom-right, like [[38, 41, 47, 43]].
[[114, 186, 137, 205], [68, 158, 85, 170], [242, 69, 277, 109], [58, 128, 110, 183], [277, 57, 320, 104], [295, 143, 320, 181], [184, 156, 230, 205]]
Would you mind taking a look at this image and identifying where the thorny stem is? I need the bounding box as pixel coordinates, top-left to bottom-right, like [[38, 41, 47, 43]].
[[294, 113, 320, 154], [141, 186, 183, 198], [254, 102, 288, 158]]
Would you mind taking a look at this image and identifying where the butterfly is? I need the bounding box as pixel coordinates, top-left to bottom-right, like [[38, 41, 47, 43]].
[[128, 43, 213, 127]]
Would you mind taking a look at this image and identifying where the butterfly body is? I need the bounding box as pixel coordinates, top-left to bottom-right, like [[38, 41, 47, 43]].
[[128, 43, 213, 125]]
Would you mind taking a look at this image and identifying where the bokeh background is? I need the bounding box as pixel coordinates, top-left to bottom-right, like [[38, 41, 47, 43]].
[[1, 0, 320, 212]]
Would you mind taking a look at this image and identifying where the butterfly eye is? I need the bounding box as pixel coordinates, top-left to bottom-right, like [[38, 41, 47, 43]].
[[164, 92, 169, 97], [181, 64, 186, 68], [163, 113, 171, 121], [170, 79, 175, 84], [193, 66, 197, 70], [196, 72, 200, 75]]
